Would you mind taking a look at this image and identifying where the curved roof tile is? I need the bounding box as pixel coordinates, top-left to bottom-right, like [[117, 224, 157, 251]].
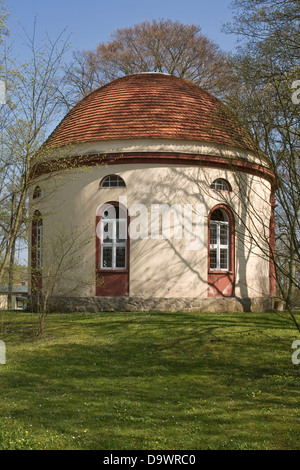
[[44, 73, 258, 153]]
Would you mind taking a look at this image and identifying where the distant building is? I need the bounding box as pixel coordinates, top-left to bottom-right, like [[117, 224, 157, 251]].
[[29, 73, 276, 313], [0, 282, 28, 310]]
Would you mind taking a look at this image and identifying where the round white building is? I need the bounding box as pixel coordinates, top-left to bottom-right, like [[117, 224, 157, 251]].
[[29, 73, 276, 312]]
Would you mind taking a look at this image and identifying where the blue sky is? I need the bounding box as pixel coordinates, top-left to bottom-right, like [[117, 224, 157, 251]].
[[5, 0, 239, 265], [6, 0, 239, 58]]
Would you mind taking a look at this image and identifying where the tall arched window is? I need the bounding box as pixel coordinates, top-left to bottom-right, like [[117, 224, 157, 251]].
[[100, 204, 127, 270], [209, 209, 229, 271], [96, 202, 129, 296], [208, 205, 235, 297], [36, 218, 43, 269], [32, 211, 43, 269], [31, 211, 43, 293]]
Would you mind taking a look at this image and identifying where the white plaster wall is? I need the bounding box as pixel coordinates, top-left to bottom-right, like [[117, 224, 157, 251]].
[[0, 295, 20, 310], [29, 151, 272, 299], [33, 138, 269, 167]]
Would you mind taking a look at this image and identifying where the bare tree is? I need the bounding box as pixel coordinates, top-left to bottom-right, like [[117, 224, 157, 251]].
[[62, 19, 233, 109], [0, 0, 9, 45], [223, 0, 300, 324], [34, 223, 93, 337], [0, 20, 70, 285]]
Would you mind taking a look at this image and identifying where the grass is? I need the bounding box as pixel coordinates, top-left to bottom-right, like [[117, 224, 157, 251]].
[[0, 310, 299, 450]]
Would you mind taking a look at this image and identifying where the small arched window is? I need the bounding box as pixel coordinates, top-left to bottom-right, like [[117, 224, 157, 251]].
[[33, 186, 42, 199], [100, 175, 126, 188], [210, 179, 231, 192]]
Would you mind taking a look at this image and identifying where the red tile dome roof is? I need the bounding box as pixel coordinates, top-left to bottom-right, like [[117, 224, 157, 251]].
[[44, 73, 257, 152]]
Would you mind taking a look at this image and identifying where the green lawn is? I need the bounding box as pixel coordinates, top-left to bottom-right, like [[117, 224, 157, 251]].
[[0, 310, 299, 450]]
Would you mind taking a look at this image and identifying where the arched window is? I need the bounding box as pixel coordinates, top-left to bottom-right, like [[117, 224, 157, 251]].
[[33, 186, 42, 199], [100, 175, 126, 188], [32, 211, 43, 270], [210, 179, 231, 192], [100, 204, 127, 269], [209, 209, 230, 270], [36, 218, 43, 269], [96, 202, 129, 296], [31, 211, 43, 294], [208, 205, 235, 297]]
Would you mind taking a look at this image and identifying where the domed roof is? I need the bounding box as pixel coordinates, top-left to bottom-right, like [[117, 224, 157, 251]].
[[45, 73, 257, 153]]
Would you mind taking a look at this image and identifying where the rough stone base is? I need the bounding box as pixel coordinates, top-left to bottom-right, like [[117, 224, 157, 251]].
[[29, 295, 273, 313]]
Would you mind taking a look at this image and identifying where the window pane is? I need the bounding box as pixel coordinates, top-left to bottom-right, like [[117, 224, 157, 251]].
[[210, 249, 217, 269], [210, 224, 217, 245], [220, 224, 228, 245], [99, 205, 128, 270], [210, 218, 230, 270], [101, 175, 126, 188], [33, 186, 42, 198], [211, 179, 230, 191], [220, 248, 228, 270], [36, 223, 43, 269], [37, 230, 42, 244], [211, 209, 226, 221], [116, 220, 127, 242], [109, 176, 118, 186], [116, 247, 126, 268], [102, 247, 112, 268], [102, 221, 113, 243], [103, 206, 118, 219]]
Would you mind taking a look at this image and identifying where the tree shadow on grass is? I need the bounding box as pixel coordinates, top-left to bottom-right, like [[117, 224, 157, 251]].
[[0, 311, 299, 449]]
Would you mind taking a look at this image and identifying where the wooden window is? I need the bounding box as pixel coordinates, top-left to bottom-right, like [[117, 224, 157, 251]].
[[36, 218, 43, 269], [100, 175, 126, 188], [209, 209, 229, 271], [100, 205, 127, 270], [31, 211, 43, 294], [210, 179, 231, 192], [95, 202, 129, 296], [33, 186, 42, 199]]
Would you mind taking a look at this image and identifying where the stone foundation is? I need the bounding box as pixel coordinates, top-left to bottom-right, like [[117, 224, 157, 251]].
[[29, 295, 273, 313]]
